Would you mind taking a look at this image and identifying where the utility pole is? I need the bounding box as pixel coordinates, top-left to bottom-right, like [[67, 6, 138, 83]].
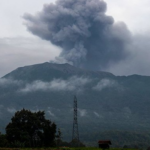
[[72, 95, 79, 145]]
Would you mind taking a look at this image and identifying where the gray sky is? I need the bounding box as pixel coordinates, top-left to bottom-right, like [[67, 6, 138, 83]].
[[0, 0, 150, 77]]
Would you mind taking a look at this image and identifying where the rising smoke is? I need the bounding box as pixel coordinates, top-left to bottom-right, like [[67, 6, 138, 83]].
[[23, 0, 131, 70]]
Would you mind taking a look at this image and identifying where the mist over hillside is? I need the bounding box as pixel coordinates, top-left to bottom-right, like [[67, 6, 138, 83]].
[[1, 62, 150, 147]]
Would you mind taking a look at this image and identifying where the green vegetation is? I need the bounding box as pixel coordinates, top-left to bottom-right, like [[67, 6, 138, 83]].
[[1, 109, 150, 149], [0, 109, 85, 148], [0, 148, 139, 150], [1, 109, 57, 148]]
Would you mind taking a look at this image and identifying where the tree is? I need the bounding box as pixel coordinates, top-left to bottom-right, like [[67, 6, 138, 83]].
[[6, 109, 56, 147], [0, 132, 8, 147], [55, 128, 62, 146]]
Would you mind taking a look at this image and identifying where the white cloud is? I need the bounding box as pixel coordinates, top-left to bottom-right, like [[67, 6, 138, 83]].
[[106, 0, 150, 33], [93, 79, 117, 91], [20, 76, 91, 92], [78, 109, 87, 117], [7, 107, 16, 114], [0, 0, 56, 38], [0, 78, 22, 86], [0, 1, 61, 78], [47, 110, 55, 117], [93, 111, 100, 117], [30, 106, 40, 112]]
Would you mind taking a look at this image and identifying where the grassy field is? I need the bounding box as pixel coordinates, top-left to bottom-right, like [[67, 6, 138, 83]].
[[0, 148, 139, 150]]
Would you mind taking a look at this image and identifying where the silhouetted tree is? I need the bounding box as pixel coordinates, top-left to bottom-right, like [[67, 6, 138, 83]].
[[56, 128, 62, 146], [6, 109, 56, 147], [0, 132, 8, 147]]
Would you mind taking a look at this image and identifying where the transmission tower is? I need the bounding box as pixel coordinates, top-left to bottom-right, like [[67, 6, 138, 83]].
[[72, 95, 79, 143]]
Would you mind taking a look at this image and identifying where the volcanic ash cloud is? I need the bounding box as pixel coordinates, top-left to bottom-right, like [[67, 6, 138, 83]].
[[23, 0, 131, 70]]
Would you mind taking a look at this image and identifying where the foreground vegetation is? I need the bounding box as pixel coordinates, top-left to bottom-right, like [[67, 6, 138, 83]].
[[0, 109, 58, 148], [0, 148, 140, 150], [0, 109, 85, 148], [1, 109, 150, 149]]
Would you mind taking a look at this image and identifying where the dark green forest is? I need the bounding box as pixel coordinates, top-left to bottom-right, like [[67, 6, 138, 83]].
[[0, 109, 56, 147]]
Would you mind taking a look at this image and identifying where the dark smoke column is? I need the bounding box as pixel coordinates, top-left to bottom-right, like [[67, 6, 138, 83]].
[[24, 0, 131, 71]]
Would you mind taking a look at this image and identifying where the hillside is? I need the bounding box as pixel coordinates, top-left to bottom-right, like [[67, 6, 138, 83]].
[[3, 62, 114, 81], [1, 62, 150, 147]]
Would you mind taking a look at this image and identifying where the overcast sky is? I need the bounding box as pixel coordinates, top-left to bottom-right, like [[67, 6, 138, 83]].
[[0, 0, 150, 77]]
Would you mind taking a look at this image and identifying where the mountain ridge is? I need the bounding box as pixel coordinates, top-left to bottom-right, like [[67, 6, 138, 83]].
[[3, 62, 114, 81], [1, 62, 150, 147], [4, 62, 150, 81]]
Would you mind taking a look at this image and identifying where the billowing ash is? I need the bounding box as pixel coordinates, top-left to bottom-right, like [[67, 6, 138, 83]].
[[23, 0, 131, 70]]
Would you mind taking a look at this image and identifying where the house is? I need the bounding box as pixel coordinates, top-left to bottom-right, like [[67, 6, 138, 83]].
[[98, 140, 111, 149]]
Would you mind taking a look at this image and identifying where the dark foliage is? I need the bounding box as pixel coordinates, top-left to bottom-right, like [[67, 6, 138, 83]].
[[0, 132, 8, 147], [5, 109, 56, 147], [147, 146, 150, 150]]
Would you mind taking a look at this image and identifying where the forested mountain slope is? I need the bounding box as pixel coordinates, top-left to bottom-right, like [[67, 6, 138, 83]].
[[1, 62, 150, 147]]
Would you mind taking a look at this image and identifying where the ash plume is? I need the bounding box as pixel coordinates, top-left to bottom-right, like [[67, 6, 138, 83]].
[[23, 0, 131, 70]]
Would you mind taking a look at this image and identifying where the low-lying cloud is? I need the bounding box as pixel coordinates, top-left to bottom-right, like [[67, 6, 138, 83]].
[[47, 110, 55, 117], [0, 78, 23, 87], [0, 76, 119, 93], [93, 111, 100, 117], [0, 77, 118, 93], [78, 108, 87, 117], [93, 79, 117, 91], [20, 76, 91, 92], [7, 107, 17, 114]]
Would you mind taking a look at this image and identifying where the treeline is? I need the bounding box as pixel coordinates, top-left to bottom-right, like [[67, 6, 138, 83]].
[[0, 109, 57, 147], [0, 109, 85, 148], [80, 131, 150, 148], [2, 109, 150, 149]]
